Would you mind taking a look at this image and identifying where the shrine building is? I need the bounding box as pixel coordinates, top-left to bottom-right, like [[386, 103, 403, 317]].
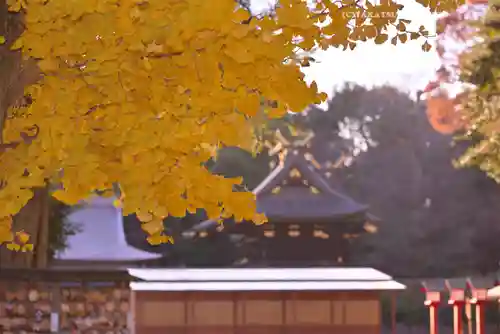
[[128, 267, 405, 334], [184, 143, 378, 267]]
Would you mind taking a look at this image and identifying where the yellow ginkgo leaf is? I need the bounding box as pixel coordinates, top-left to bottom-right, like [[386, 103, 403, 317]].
[[51, 190, 82, 205], [146, 42, 163, 53], [10, 37, 23, 50], [253, 213, 268, 225], [0, 228, 13, 244], [422, 41, 432, 52], [16, 230, 30, 244], [21, 244, 34, 252], [6, 243, 20, 252], [232, 8, 251, 22], [0, 216, 13, 244], [224, 44, 254, 63], [6, 0, 24, 12], [166, 196, 188, 218], [141, 219, 164, 236], [136, 211, 153, 222], [147, 233, 174, 246], [374, 34, 389, 44], [0, 215, 12, 227]]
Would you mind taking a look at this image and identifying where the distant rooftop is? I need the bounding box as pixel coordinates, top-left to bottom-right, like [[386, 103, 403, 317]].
[[54, 196, 162, 263], [128, 267, 405, 292], [189, 149, 372, 233], [129, 267, 390, 281], [253, 150, 368, 222]]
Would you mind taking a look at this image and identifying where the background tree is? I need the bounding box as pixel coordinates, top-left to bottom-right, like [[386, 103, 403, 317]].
[[455, 1, 500, 182], [420, 0, 500, 183], [47, 198, 78, 260], [421, 1, 488, 134], [321, 86, 500, 277], [199, 84, 500, 277]]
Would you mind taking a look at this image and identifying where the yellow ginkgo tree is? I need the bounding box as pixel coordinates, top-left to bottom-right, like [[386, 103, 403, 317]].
[[0, 0, 463, 253]]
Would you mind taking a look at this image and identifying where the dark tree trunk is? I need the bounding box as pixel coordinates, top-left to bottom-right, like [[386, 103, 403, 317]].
[[0, 0, 48, 269], [0, 187, 50, 268]]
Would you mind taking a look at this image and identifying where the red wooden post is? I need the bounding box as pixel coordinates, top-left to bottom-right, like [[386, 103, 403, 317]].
[[429, 304, 439, 334], [465, 300, 472, 334], [448, 288, 465, 334], [452, 303, 463, 334], [471, 288, 488, 334], [425, 291, 441, 334], [475, 301, 486, 334]]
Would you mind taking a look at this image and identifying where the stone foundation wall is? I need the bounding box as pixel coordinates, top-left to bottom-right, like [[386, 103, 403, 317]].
[[0, 281, 130, 334]]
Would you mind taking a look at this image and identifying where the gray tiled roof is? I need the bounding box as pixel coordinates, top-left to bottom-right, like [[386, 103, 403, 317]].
[[55, 197, 162, 262], [253, 150, 368, 220], [189, 151, 370, 233]]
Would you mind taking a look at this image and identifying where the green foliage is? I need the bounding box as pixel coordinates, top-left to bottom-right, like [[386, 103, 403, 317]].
[[47, 198, 78, 258], [457, 4, 500, 181]]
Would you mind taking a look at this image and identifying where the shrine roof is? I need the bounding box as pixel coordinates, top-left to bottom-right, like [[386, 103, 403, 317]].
[[128, 267, 406, 291], [187, 150, 371, 234], [252, 150, 368, 221], [54, 196, 162, 262]]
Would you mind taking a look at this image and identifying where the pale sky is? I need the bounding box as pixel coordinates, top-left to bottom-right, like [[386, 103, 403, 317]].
[[252, 0, 440, 97]]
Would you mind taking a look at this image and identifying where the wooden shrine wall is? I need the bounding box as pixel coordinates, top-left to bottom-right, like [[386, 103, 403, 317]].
[[0, 280, 130, 333], [133, 291, 382, 334]]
